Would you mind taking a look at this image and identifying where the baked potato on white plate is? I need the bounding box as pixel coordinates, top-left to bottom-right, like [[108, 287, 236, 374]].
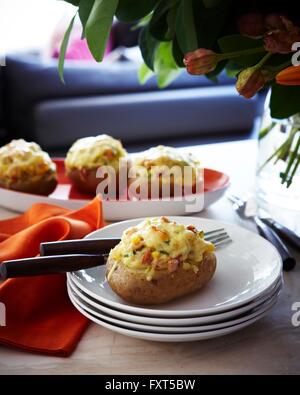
[[106, 217, 216, 305], [68, 216, 282, 317]]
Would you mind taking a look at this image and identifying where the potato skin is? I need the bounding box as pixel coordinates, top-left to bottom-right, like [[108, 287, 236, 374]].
[[67, 168, 99, 195], [106, 252, 216, 305], [67, 168, 124, 196], [0, 172, 57, 196]]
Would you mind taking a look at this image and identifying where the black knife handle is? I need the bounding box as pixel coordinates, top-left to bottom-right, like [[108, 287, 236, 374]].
[[260, 218, 300, 252], [0, 254, 106, 280], [254, 217, 296, 271], [40, 238, 120, 256]]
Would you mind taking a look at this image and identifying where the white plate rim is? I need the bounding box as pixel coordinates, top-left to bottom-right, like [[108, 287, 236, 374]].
[[67, 275, 282, 326], [68, 282, 280, 334], [68, 294, 277, 342], [0, 172, 229, 220], [69, 216, 282, 317]]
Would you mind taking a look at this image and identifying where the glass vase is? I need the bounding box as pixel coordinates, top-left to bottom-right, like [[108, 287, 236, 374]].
[[256, 92, 300, 233]]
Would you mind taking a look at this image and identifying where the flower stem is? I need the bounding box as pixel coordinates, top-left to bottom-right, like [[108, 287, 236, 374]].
[[287, 154, 300, 187], [255, 52, 272, 69], [259, 121, 276, 140], [280, 132, 300, 187], [259, 127, 298, 171], [217, 46, 265, 61]]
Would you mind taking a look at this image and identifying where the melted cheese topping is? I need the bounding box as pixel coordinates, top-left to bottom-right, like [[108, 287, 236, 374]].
[[130, 145, 201, 186], [109, 217, 214, 281], [65, 134, 127, 171], [0, 139, 56, 185]]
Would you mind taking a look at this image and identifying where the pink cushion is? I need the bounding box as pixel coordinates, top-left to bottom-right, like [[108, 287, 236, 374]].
[[52, 36, 112, 61]]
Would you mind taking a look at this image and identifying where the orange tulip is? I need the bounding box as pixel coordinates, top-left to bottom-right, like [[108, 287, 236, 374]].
[[276, 65, 300, 86]]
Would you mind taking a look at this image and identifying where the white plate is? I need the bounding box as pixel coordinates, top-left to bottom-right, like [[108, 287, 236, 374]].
[[68, 275, 282, 326], [68, 281, 280, 334], [68, 294, 277, 342], [0, 165, 229, 221], [69, 217, 282, 317]]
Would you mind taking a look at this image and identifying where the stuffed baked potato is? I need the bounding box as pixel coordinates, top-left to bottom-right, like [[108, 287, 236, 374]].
[[0, 139, 57, 195], [65, 134, 127, 196], [128, 145, 202, 199], [106, 217, 216, 305]]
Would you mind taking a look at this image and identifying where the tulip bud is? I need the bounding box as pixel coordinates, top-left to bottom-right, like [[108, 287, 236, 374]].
[[265, 14, 286, 31], [184, 49, 218, 75], [276, 65, 300, 86], [237, 13, 265, 38], [264, 16, 300, 54], [236, 67, 268, 99]]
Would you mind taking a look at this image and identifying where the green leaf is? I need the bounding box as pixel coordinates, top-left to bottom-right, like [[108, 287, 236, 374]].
[[139, 26, 158, 70], [79, 0, 95, 38], [270, 85, 300, 119], [194, 0, 231, 49], [203, 0, 222, 7], [58, 14, 76, 83], [206, 59, 227, 82], [176, 0, 198, 53], [165, 4, 178, 40], [172, 36, 184, 67], [116, 0, 158, 22], [218, 34, 263, 52], [64, 0, 80, 6], [149, 0, 178, 41], [154, 41, 181, 88], [132, 14, 152, 31], [218, 34, 264, 66], [85, 0, 119, 62], [138, 63, 154, 84], [225, 60, 243, 77]]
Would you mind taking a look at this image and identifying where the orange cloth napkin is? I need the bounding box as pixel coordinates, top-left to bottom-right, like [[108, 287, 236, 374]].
[[0, 197, 105, 357]]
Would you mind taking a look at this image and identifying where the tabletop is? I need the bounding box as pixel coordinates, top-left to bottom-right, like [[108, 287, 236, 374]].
[[0, 139, 299, 375]]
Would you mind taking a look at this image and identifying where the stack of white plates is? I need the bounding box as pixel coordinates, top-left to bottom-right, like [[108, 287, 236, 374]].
[[67, 217, 283, 342]]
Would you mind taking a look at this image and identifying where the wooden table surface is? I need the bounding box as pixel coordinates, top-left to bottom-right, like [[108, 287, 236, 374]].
[[0, 140, 299, 375]]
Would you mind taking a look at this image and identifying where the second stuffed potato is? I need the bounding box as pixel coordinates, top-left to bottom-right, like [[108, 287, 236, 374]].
[[65, 134, 128, 196]]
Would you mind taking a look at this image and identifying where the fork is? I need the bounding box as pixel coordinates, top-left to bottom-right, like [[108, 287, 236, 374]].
[[39, 230, 231, 257], [228, 194, 296, 271], [0, 229, 231, 280]]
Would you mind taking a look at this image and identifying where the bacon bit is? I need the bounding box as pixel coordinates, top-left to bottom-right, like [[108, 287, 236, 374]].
[[142, 249, 153, 265], [161, 216, 170, 223], [151, 225, 169, 241], [187, 225, 197, 233], [104, 148, 115, 159], [168, 258, 180, 273]]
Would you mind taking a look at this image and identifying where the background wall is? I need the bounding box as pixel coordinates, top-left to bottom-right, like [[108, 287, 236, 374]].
[[0, 0, 75, 57]]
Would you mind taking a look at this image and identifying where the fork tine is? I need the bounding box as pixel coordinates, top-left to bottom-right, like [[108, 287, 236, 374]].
[[210, 234, 231, 244], [227, 194, 241, 204], [214, 237, 232, 248], [205, 232, 228, 242], [205, 228, 225, 236]]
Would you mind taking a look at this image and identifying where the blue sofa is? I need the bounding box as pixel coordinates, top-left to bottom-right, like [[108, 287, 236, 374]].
[[2, 54, 262, 150]]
